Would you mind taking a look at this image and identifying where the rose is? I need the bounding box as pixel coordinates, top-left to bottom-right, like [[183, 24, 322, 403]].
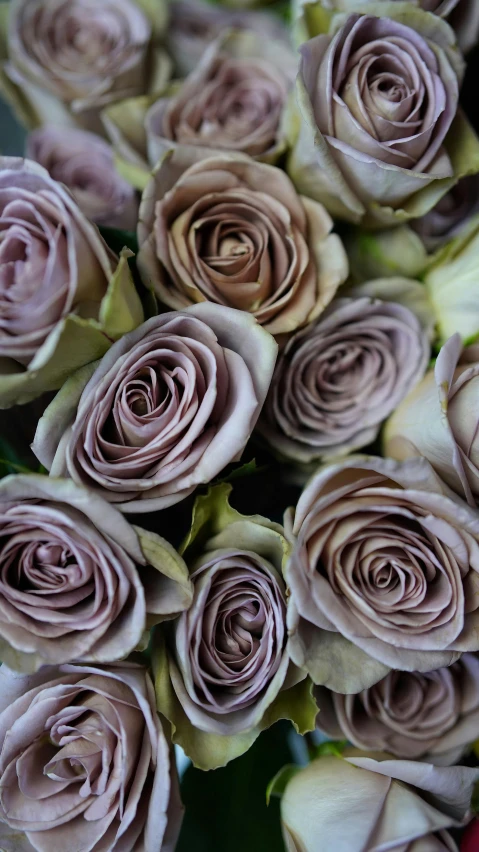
[[258, 295, 429, 464], [26, 127, 139, 230], [316, 653, 479, 763], [153, 484, 317, 770], [385, 334, 479, 508], [137, 152, 348, 336], [277, 754, 479, 852], [0, 156, 143, 408], [168, 0, 288, 77], [1, 0, 170, 134], [0, 474, 193, 672], [32, 303, 277, 513], [462, 819, 479, 852], [0, 662, 183, 852], [287, 7, 476, 228], [412, 175, 479, 251], [285, 455, 479, 694]]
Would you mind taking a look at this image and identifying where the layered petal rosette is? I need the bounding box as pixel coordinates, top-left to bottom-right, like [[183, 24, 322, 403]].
[[258, 296, 429, 464], [285, 456, 479, 693], [412, 175, 479, 251], [316, 653, 479, 763], [33, 304, 277, 513], [0, 157, 143, 408], [277, 754, 479, 852], [0, 0, 170, 133], [26, 127, 138, 230], [154, 485, 316, 769], [0, 662, 183, 852], [287, 6, 479, 228], [0, 474, 193, 672], [137, 153, 348, 336]]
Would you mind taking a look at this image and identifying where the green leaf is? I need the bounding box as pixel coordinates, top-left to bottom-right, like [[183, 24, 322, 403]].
[[311, 740, 348, 760], [176, 722, 292, 852], [266, 764, 300, 805]]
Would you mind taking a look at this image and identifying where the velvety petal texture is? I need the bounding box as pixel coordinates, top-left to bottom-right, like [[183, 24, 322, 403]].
[[316, 653, 479, 763], [259, 295, 429, 463], [288, 7, 470, 227], [279, 754, 479, 852], [0, 474, 193, 672], [26, 127, 138, 230], [137, 152, 349, 336], [0, 662, 183, 852], [153, 484, 317, 769], [32, 304, 277, 513], [412, 175, 479, 251], [0, 156, 143, 408], [286, 455, 479, 693]]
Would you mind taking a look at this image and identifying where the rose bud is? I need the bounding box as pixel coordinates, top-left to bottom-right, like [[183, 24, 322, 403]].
[[0, 474, 193, 672], [277, 754, 479, 852], [0, 156, 143, 408], [316, 654, 479, 764], [1, 0, 170, 134], [0, 662, 183, 852], [137, 152, 348, 337], [32, 304, 277, 513], [153, 484, 317, 769], [26, 126, 139, 230], [412, 175, 479, 252], [168, 0, 289, 78], [385, 334, 479, 508], [258, 296, 429, 464], [285, 455, 479, 694], [287, 8, 475, 228]]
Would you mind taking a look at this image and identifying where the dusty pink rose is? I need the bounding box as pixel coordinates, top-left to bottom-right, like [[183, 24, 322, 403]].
[[316, 653, 479, 763], [26, 127, 139, 230], [414, 0, 479, 53], [33, 304, 277, 513], [0, 662, 182, 852], [137, 153, 348, 336], [285, 456, 479, 694], [258, 297, 429, 463], [0, 474, 192, 672], [412, 175, 479, 251]]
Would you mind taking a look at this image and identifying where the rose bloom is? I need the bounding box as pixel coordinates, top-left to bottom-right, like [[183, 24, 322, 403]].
[[285, 455, 479, 694], [0, 156, 143, 408], [280, 754, 479, 852], [258, 296, 429, 464], [32, 304, 277, 513], [0, 662, 182, 852], [137, 153, 348, 337], [26, 127, 139, 230], [316, 653, 479, 763], [0, 474, 193, 672], [3, 0, 170, 133], [385, 334, 479, 508], [411, 175, 479, 252], [288, 11, 463, 227]]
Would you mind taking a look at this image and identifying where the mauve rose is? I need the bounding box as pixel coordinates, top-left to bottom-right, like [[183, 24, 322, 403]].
[[137, 153, 348, 336], [0, 156, 143, 409], [258, 296, 429, 464], [412, 175, 479, 252], [288, 9, 465, 227], [154, 484, 316, 769], [2, 0, 170, 134], [316, 653, 479, 763], [26, 127, 139, 230], [385, 334, 479, 509], [168, 0, 288, 77], [285, 455, 479, 694], [32, 304, 277, 513], [0, 474, 193, 672], [279, 754, 479, 852], [0, 662, 182, 852]]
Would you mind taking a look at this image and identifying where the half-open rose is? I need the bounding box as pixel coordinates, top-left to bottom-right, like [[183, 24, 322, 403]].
[[0, 474, 193, 672], [316, 653, 479, 763], [286, 455, 479, 693], [154, 484, 316, 769], [0, 156, 143, 408], [137, 152, 348, 336], [0, 662, 183, 852], [32, 304, 277, 513]]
